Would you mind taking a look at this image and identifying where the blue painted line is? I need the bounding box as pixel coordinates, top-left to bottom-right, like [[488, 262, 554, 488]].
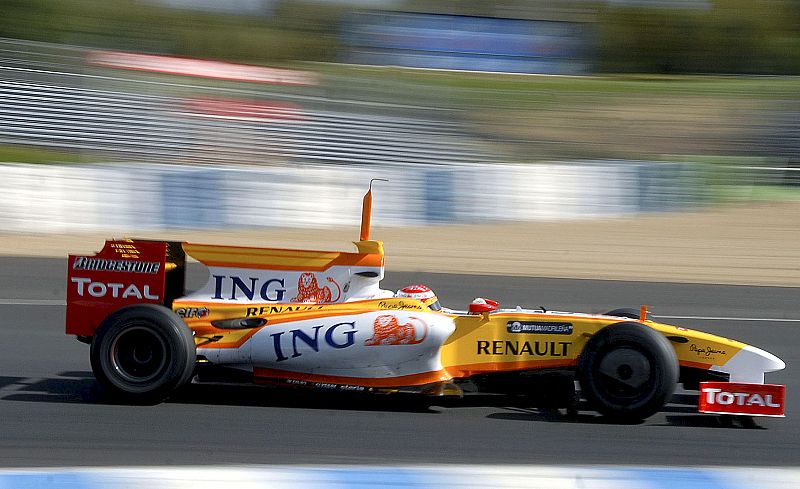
[[0, 471, 89, 489], [1, 466, 799, 489], [616, 468, 731, 489], [306, 467, 438, 488]]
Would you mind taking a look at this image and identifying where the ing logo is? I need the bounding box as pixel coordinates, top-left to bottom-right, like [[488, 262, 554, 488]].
[[292, 273, 341, 303], [365, 315, 428, 346]]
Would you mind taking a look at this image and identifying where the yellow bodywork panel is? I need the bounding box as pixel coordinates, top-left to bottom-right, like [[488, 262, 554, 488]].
[[441, 313, 596, 378], [441, 313, 747, 379], [647, 321, 745, 369], [182, 241, 384, 271]]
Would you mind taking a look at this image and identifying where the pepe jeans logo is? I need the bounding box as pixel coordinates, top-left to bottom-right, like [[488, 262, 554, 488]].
[[377, 300, 424, 311], [690, 343, 727, 358]]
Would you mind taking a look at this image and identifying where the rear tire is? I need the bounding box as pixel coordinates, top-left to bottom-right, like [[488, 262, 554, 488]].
[[579, 322, 678, 422], [90, 304, 195, 404]]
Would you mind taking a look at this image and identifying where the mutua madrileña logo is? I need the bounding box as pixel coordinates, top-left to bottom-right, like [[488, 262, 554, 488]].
[[507, 321, 573, 335]]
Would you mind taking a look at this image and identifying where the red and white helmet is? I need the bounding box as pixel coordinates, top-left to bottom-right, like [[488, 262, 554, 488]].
[[396, 284, 441, 311]]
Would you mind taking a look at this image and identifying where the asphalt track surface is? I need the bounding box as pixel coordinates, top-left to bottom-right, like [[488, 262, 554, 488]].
[[0, 257, 797, 468]]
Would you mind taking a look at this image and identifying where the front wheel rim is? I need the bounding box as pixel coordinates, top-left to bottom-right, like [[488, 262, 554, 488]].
[[596, 347, 653, 400]]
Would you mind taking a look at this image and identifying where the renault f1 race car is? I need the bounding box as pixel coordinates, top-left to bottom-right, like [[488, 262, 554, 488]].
[[65, 185, 786, 422]]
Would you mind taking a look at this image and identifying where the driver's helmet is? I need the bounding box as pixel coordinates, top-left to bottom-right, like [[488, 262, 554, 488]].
[[396, 284, 441, 311]]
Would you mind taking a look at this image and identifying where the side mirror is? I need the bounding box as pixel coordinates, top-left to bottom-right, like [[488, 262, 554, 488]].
[[469, 298, 499, 314]]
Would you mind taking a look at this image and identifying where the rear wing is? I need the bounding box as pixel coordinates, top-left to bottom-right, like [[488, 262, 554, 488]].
[[66, 182, 384, 337], [178, 240, 384, 304], [66, 240, 186, 337]]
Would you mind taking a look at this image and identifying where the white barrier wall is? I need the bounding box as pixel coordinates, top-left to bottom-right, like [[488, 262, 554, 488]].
[[0, 162, 702, 232]]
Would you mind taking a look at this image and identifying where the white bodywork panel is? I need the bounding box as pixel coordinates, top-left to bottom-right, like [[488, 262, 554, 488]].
[[710, 345, 786, 384], [181, 265, 389, 304], [200, 310, 456, 381]]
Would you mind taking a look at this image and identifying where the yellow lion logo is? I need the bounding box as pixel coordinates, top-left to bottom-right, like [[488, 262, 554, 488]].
[[292, 273, 341, 303], [365, 315, 428, 346]]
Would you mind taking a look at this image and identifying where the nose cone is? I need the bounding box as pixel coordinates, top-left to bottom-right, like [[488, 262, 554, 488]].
[[745, 344, 787, 373], [723, 345, 786, 384], [757, 346, 787, 372]]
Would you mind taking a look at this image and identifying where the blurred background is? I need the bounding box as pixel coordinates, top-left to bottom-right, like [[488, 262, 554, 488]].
[[0, 0, 799, 232]]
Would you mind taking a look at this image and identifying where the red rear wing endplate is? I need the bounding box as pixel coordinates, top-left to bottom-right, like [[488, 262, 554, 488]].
[[66, 240, 176, 337]]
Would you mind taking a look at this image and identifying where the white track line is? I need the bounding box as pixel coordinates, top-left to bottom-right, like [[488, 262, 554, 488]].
[[0, 299, 66, 305], [657, 315, 800, 322]]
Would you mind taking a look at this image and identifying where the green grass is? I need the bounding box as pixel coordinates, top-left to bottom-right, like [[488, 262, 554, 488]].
[[747, 185, 800, 201], [0, 144, 90, 164], [318, 64, 800, 110], [712, 185, 800, 202], [0, 0, 344, 64], [663, 156, 800, 203]]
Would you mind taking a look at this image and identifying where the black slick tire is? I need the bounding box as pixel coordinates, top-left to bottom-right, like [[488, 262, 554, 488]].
[[579, 322, 678, 422], [90, 304, 195, 404]]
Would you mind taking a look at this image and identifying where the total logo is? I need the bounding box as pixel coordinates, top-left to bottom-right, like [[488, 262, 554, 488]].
[[70, 277, 159, 300], [698, 382, 785, 417], [701, 387, 781, 408]]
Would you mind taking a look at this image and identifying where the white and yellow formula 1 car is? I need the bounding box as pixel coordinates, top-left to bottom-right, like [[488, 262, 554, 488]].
[[66, 185, 786, 422]]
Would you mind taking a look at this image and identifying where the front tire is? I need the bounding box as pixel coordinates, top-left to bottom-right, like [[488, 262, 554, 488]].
[[90, 304, 195, 404], [579, 322, 678, 421]]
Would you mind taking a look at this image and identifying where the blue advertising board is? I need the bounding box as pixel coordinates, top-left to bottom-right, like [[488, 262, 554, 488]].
[[341, 12, 590, 74]]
